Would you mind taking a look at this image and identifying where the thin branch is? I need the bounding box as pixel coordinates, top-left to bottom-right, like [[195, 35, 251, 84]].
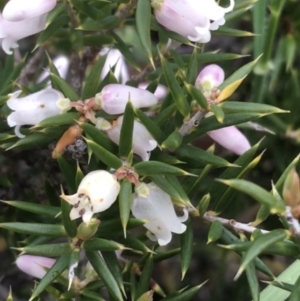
[[203, 211, 270, 234], [178, 110, 208, 136]]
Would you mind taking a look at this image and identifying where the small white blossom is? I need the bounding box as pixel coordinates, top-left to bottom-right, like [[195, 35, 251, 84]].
[[0, 0, 56, 54], [7, 88, 69, 138], [152, 0, 234, 43], [106, 116, 157, 161], [95, 84, 158, 115], [2, 0, 56, 22], [131, 182, 188, 246], [61, 170, 120, 224]]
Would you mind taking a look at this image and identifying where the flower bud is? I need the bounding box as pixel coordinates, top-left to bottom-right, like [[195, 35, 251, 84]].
[[61, 170, 120, 223], [131, 182, 188, 246], [16, 255, 56, 279], [195, 64, 225, 92], [100, 47, 129, 84], [283, 168, 300, 209], [7, 88, 69, 138], [152, 0, 234, 43], [107, 116, 157, 161], [52, 124, 83, 159], [77, 218, 100, 240], [207, 126, 251, 155], [95, 84, 158, 115], [2, 0, 56, 22]]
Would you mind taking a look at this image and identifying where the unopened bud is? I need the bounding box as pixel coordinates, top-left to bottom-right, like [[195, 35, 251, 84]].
[[195, 64, 225, 92], [283, 168, 300, 209], [52, 124, 83, 159], [77, 218, 100, 240]]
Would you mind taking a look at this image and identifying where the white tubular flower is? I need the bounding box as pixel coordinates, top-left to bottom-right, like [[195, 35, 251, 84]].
[[106, 116, 157, 161], [208, 126, 251, 155], [37, 55, 70, 84], [7, 88, 69, 138], [0, 13, 47, 54], [95, 84, 158, 115], [2, 0, 56, 22], [151, 0, 234, 43], [61, 170, 120, 224], [100, 47, 130, 84], [16, 255, 56, 279], [131, 182, 188, 246]]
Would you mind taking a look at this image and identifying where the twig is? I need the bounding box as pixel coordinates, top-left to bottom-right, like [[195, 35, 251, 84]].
[[178, 110, 208, 136], [203, 211, 270, 234], [285, 206, 300, 236]]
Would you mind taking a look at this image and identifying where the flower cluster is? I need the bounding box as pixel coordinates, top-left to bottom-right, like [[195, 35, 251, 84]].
[[0, 0, 56, 54], [61, 170, 188, 246], [152, 0, 234, 43]]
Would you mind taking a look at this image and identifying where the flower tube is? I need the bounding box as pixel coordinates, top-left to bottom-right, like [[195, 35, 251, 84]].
[[131, 182, 188, 246], [208, 126, 251, 155], [7, 88, 70, 138], [95, 84, 158, 115]]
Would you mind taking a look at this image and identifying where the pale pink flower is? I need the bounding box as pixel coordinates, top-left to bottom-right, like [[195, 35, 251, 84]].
[[208, 126, 251, 155], [95, 84, 158, 115], [195, 64, 225, 91], [16, 255, 56, 279]]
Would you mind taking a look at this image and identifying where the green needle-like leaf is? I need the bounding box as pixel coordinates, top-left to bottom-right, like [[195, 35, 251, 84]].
[[119, 179, 133, 237], [217, 179, 285, 214], [136, 0, 154, 67], [86, 251, 124, 301], [159, 53, 190, 118], [180, 218, 193, 280], [136, 254, 153, 300], [134, 161, 194, 176], [85, 138, 122, 169], [29, 254, 69, 301], [235, 229, 289, 280], [119, 101, 134, 160]]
